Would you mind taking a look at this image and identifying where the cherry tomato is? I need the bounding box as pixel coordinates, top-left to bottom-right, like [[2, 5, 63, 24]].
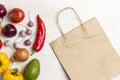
[[9, 8, 25, 23], [0, 40, 2, 49]]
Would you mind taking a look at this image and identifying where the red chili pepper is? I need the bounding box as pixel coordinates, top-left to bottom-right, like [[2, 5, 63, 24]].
[[0, 40, 2, 49], [31, 15, 46, 55]]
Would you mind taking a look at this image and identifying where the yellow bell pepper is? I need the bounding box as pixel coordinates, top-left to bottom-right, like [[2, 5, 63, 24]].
[[2, 68, 24, 80], [0, 52, 10, 73]]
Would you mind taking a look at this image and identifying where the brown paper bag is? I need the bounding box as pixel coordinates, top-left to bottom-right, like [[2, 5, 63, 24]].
[[50, 7, 120, 80]]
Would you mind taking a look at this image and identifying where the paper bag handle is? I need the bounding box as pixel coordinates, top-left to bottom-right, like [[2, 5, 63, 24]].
[[56, 7, 83, 40]]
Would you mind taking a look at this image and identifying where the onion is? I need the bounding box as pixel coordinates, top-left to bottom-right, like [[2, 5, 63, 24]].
[[27, 11, 34, 27], [13, 42, 20, 49], [4, 40, 11, 47], [3, 24, 17, 37], [26, 29, 32, 35], [27, 20, 34, 27], [0, 4, 7, 20], [24, 39, 31, 46], [4, 40, 15, 51], [14, 48, 29, 62], [19, 30, 27, 37]]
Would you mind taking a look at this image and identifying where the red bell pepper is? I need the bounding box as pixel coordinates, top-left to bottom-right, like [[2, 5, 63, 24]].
[[0, 40, 2, 49]]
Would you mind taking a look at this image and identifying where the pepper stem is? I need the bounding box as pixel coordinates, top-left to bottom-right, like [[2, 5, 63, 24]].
[[11, 68, 18, 76], [0, 61, 2, 67], [31, 50, 37, 56]]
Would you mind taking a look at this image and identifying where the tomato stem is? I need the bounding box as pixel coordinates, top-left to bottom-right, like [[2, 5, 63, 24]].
[[12, 13, 18, 18]]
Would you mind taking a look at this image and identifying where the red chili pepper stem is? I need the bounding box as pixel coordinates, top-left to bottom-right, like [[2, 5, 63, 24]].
[[31, 49, 37, 56]]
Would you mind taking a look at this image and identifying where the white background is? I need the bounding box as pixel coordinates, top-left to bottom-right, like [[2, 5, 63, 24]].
[[0, 0, 120, 80]]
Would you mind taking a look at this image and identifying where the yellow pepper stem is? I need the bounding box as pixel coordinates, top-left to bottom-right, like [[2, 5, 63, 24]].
[[0, 61, 2, 67], [11, 68, 18, 76]]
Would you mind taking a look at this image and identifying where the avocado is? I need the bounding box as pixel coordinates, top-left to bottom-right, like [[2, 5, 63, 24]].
[[23, 58, 40, 80]]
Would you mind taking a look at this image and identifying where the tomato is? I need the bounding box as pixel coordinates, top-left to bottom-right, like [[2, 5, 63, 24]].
[[9, 8, 25, 23], [0, 40, 2, 49]]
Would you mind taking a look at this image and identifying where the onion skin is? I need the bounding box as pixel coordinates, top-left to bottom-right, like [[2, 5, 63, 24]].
[[0, 4, 7, 20], [27, 20, 34, 27], [14, 48, 29, 62], [0, 22, 2, 35]]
